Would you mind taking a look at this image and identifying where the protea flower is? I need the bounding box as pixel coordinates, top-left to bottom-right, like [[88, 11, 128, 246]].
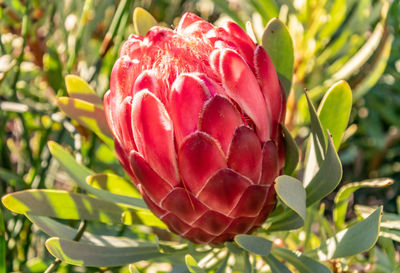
[[104, 13, 286, 245]]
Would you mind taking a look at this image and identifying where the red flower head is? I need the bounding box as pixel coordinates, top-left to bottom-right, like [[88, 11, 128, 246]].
[[104, 13, 286, 245]]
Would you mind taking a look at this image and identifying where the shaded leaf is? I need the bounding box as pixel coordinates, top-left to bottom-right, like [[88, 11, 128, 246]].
[[263, 255, 291, 273], [316, 206, 382, 260], [272, 247, 332, 273], [267, 210, 304, 232], [65, 75, 103, 106], [133, 8, 157, 36], [46, 237, 162, 267], [306, 135, 342, 206], [235, 235, 272, 256], [262, 18, 294, 96], [26, 214, 155, 247], [282, 126, 299, 175], [275, 175, 306, 221], [318, 80, 352, 150]]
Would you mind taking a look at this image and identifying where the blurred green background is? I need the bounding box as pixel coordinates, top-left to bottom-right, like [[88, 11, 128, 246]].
[[0, 0, 399, 272]]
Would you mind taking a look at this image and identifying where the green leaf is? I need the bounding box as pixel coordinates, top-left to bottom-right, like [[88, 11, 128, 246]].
[[122, 210, 167, 229], [64, 75, 103, 106], [2, 189, 126, 224], [262, 18, 294, 96], [282, 126, 299, 174], [46, 237, 162, 267], [215, 253, 230, 273], [305, 134, 342, 206], [334, 178, 393, 229], [380, 229, 400, 243], [263, 255, 291, 273], [57, 97, 114, 147], [316, 206, 383, 260], [26, 214, 155, 247], [318, 81, 352, 150], [133, 8, 157, 36], [185, 254, 206, 273], [48, 141, 147, 210], [44, 47, 63, 93], [87, 173, 141, 198], [303, 89, 328, 185], [235, 235, 272, 256], [0, 208, 5, 273], [275, 175, 306, 221], [271, 247, 332, 273], [267, 210, 304, 232]]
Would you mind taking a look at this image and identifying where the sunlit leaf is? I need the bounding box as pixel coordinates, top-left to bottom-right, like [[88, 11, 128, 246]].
[[2, 189, 126, 224], [334, 178, 393, 229], [282, 126, 299, 175], [316, 206, 382, 260], [275, 175, 306, 221], [318, 80, 352, 150], [262, 18, 294, 96], [57, 97, 113, 146], [46, 237, 162, 267], [65, 75, 103, 106], [48, 141, 147, 210], [215, 253, 230, 273], [272, 247, 332, 273], [185, 254, 206, 273], [87, 173, 141, 198], [235, 235, 272, 256], [133, 8, 157, 36]]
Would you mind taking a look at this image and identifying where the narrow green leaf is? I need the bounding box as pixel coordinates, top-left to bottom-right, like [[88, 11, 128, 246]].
[[306, 135, 342, 206], [26, 214, 155, 247], [235, 235, 272, 256], [267, 210, 304, 232], [0, 208, 5, 273], [263, 255, 291, 273], [185, 254, 206, 273], [2, 189, 126, 224], [275, 175, 306, 221], [49, 141, 147, 210], [316, 206, 383, 260], [303, 90, 328, 185], [262, 18, 294, 96], [87, 173, 141, 198], [44, 47, 63, 93], [318, 80, 352, 150], [64, 75, 103, 106], [282, 126, 299, 174], [215, 253, 230, 273], [57, 97, 114, 146], [271, 247, 332, 273], [133, 8, 157, 36], [334, 178, 393, 229], [46, 237, 162, 267]]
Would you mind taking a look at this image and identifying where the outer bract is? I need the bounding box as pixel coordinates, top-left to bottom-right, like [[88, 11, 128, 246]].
[[105, 13, 286, 245]]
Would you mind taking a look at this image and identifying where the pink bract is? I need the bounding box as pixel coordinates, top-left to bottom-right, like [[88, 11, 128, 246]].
[[105, 12, 286, 245]]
